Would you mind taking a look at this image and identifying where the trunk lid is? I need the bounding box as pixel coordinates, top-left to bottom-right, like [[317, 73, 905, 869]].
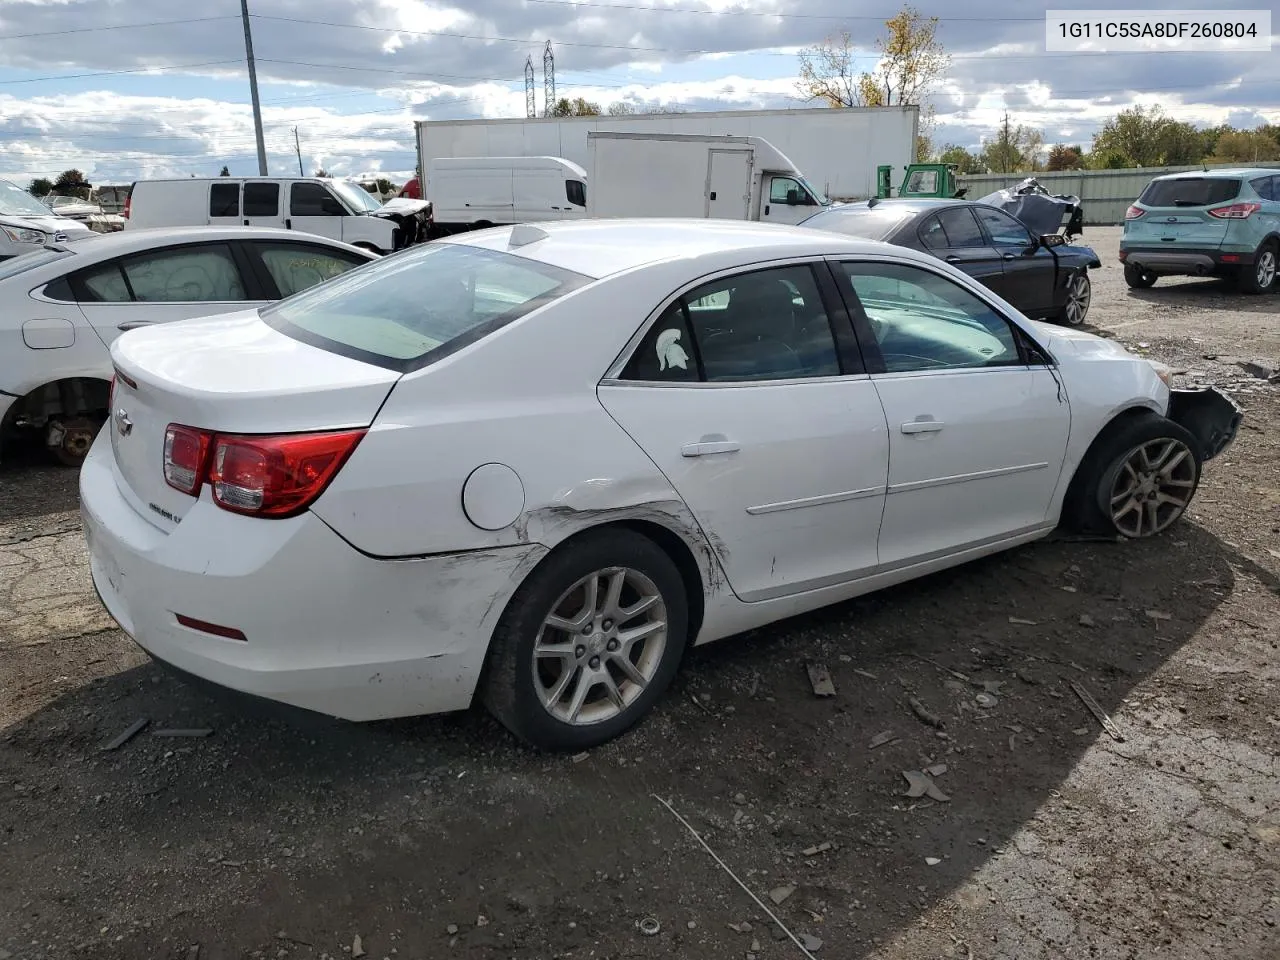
[[108, 309, 400, 528], [1125, 176, 1242, 247]]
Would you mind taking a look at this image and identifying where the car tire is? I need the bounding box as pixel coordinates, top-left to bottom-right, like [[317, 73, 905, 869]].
[[50, 416, 102, 468], [1237, 241, 1278, 295], [1123, 263, 1157, 289], [1058, 269, 1092, 326], [1063, 412, 1202, 540], [481, 528, 689, 751]]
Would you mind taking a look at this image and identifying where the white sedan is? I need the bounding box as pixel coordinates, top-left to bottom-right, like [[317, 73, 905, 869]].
[[80, 219, 1241, 751], [0, 226, 377, 465]]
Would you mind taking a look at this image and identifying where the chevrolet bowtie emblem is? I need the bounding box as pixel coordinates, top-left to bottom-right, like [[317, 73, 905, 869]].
[[114, 408, 132, 436]]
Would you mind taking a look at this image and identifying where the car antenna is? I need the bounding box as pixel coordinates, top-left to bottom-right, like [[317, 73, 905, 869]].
[[867, 197, 879, 208]]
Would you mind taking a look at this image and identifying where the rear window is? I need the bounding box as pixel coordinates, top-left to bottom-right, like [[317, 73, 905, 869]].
[[801, 206, 911, 241], [1138, 178, 1241, 208], [259, 242, 592, 373]]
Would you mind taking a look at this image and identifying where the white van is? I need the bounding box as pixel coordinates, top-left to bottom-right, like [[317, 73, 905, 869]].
[[123, 177, 432, 254], [0, 178, 92, 260], [426, 156, 587, 235]]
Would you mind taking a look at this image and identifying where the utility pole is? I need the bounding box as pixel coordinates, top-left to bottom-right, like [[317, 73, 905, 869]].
[[240, 0, 268, 176], [293, 127, 303, 176]]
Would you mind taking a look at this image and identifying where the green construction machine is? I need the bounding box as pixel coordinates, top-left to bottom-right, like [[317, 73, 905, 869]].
[[875, 163, 968, 200]]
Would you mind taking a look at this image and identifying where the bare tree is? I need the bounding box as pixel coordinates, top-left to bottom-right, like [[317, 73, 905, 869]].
[[797, 29, 864, 107]]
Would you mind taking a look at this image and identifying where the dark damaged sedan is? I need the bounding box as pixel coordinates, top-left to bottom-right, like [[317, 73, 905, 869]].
[[800, 198, 1102, 326]]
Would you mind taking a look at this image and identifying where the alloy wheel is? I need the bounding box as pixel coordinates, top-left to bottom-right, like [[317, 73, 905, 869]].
[[1257, 249, 1277, 291], [1108, 438, 1196, 537], [1064, 272, 1091, 325], [531, 566, 668, 725]]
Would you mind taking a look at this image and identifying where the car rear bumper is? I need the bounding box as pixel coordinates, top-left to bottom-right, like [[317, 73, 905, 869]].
[[1167, 386, 1243, 461], [79, 430, 547, 721], [1120, 246, 1254, 274]]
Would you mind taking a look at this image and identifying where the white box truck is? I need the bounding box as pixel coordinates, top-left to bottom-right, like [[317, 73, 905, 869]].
[[585, 132, 831, 224], [415, 106, 918, 203], [426, 156, 587, 235]]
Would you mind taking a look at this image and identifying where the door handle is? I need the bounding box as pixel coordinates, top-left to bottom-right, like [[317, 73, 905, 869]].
[[764, 205, 770, 215], [901, 418, 944, 435], [709, 191, 717, 201], [1003, 252, 1016, 260], [117, 320, 156, 331], [681, 439, 740, 457], [944, 255, 961, 263], [285, 218, 292, 229]]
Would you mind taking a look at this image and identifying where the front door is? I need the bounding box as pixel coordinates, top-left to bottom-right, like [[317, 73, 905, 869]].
[[598, 261, 889, 602], [207, 180, 242, 228], [832, 257, 1070, 568], [761, 175, 817, 225], [241, 180, 282, 229], [287, 181, 345, 241], [706, 150, 751, 220], [973, 205, 1058, 317]]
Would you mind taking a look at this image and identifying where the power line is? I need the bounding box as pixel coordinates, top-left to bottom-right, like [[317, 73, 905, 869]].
[[501, 0, 1043, 21], [0, 59, 243, 85], [0, 16, 239, 41]]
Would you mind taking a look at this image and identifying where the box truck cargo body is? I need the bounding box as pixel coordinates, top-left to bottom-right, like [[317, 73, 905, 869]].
[[585, 132, 829, 224], [415, 106, 918, 203]]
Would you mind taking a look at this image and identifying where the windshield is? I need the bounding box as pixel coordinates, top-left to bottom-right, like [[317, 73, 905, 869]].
[[329, 180, 382, 213], [260, 242, 593, 372], [800, 206, 911, 241], [798, 177, 829, 205], [0, 178, 59, 218]]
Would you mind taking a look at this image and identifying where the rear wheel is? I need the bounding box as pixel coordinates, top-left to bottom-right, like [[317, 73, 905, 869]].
[[481, 529, 689, 751], [49, 416, 102, 467], [1063, 413, 1201, 539], [1058, 269, 1092, 326], [1123, 263, 1157, 289], [1237, 241, 1277, 295]]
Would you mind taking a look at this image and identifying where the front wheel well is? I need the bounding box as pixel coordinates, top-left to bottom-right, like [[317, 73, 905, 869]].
[[1060, 405, 1160, 522]]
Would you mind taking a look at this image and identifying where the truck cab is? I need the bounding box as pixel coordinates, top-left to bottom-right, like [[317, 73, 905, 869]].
[[877, 163, 967, 201]]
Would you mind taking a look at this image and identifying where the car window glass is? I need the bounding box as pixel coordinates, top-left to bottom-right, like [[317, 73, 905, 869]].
[[918, 215, 948, 250], [839, 261, 1020, 373], [937, 207, 986, 247], [291, 182, 341, 216], [677, 265, 842, 382], [80, 263, 132, 302], [122, 245, 247, 302], [621, 302, 700, 382], [904, 169, 938, 194], [258, 243, 367, 297], [243, 182, 280, 218], [769, 177, 801, 203], [974, 206, 1033, 246], [565, 179, 586, 206], [1250, 176, 1276, 202], [209, 182, 239, 217]]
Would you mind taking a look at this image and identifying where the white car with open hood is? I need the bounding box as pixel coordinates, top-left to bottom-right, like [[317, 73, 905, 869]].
[[80, 219, 1242, 751]]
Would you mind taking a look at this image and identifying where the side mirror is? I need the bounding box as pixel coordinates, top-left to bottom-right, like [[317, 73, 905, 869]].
[[1039, 233, 1065, 248], [786, 189, 802, 205]]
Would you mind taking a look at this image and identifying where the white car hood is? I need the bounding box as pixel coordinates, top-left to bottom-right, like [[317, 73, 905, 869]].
[[1029, 319, 1133, 360], [0, 213, 93, 236]]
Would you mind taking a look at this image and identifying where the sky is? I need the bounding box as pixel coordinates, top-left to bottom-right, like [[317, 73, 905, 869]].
[[0, 0, 1276, 186]]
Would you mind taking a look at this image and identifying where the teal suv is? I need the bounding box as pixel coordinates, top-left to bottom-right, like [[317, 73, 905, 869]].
[[1120, 168, 1279, 294]]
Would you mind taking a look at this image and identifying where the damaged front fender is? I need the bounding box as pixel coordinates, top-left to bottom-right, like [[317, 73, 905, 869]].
[[1167, 386, 1242, 461]]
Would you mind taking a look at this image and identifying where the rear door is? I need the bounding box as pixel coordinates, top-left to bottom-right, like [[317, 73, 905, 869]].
[[1127, 176, 1240, 247], [242, 181, 283, 229], [973, 205, 1058, 317], [287, 182, 346, 241], [207, 180, 242, 228], [917, 207, 1004, 290], [706, 150, 751, 219], [69, 241, 264, 345]]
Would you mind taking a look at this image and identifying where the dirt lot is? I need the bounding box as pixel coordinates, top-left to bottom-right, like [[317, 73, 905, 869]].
[[2, 226, 1278, 960]]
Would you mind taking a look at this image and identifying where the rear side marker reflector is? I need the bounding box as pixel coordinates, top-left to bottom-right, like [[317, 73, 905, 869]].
[[163, 424, 366, 519], [175, 614, 247, 642]]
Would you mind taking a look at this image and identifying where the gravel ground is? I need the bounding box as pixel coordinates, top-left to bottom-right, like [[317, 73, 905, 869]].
[[1, 227, 1278, 960]]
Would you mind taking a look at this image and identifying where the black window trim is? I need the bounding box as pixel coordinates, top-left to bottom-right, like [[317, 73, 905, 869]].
[[66, 240, 265, 304], [604, 256, 864, 386], [241, 238, 373, 299], [824, 253, 1058, 376]]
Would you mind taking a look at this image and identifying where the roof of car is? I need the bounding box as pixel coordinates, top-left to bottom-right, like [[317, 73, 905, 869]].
[[52, 225, 375, 258], [1152, 167, 1277, 180], [441, 218, 929, 279], [811, 198, 966, 215]]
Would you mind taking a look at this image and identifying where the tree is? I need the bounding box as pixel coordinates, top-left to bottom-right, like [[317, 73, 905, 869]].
[[1090, 105, 1205, 167], [375, 177, 394, 196], [53, 168, 91, 197], [1045, 144, 1084, 171], [550, 97, 601, 117], [1209, 129, 1280, 164], [937, 144, 982, 175], [608, 101, 637, 115], [797, 29, 863, 108], [219, 165, 231, 176], [28, 177, 53, 197], [313, 167, 329, 177], [979, 113, 1044, 173]]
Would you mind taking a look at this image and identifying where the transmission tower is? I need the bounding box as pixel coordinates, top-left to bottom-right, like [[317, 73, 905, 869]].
[[524, 56, 536, 119], [542, 40, 555, 116]]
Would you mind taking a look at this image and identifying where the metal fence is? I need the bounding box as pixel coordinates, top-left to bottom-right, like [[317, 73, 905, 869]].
[[957, 161, 1280, 226]]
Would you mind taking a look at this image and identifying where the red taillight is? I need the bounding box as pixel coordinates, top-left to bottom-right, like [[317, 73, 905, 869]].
[[164, 424, 213, 495], [1124, 205, 1145, 220], [122, 195, 131, 219], [163, 425, 365, 518], [1207, 202, 1260, 220]]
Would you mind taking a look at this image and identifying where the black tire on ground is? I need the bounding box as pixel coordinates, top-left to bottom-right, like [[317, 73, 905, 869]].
[[1236, 240, 1278, 295], [1061, 412, 1202, 540], [481, 528, 689, 751], [1123, 262, 1157, 289]]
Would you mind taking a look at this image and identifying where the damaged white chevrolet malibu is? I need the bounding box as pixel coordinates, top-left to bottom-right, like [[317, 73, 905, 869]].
[[81, 219, 1242, 751]]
